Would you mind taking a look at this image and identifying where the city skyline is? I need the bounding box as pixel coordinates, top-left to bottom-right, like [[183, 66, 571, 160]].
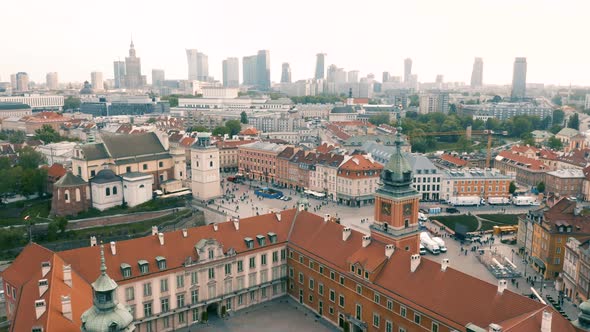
[[1, 0, 588, 86]]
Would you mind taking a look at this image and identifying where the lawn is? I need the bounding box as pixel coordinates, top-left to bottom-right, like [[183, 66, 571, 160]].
[[477, 214, 519, 225], [69, 196, 186, 220], [0, 198, 51, 226], [434, 215, 479, 233]]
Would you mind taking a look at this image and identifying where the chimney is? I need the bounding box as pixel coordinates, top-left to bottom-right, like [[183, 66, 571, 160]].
[[441, 258, 450, 272], [233, 217, 240, 231], [541, 310, 552, 332], [362, 235, 371, 248], [324, 214, 331, 223], [298, 202, 306, 211], [182, 228, 188, 238], [90, 236, 97, 247], [38, 279, 49, 297], [385, 244, 395, 258], [497, 279, 507, 294], [410, 254, 421, 272], [342, 227, 352, 241], [34, 299, 46, 319], [213, 223, 218, 232], [151, 226, 158, 235], [63, 265, 72, 287], [488, 323, 502, 332], [158, 232, 164, 245], [110, 241, 116, 255], [41, 261, 51, 277], [275, 212, 282, 221], [61, 295, 72, 321]]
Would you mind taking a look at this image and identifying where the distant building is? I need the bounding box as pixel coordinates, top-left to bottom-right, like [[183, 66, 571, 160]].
[[280, 63, 291, 83], [471, 57, 483, 88], [238, 141, 285, 182], [123, 39, 146, 89], [545, 169, 585, 198], [461, 102, 552, 121], [440, 168, 512, 201], [585, 94, 590, 110], [382, 71, 391, 83], [222, 57, 239, 88], [113, 60, 125, 89], [347, 70, 359, 84], [90, 71, 104, 92], [46, 72, 58, 90], [152, 69, 165, 87], [315, 53, 326, 79], [435, 75, 444, 84], [242, 55, 257, 85], [16, 72, 29, 92], [419, 92, 449, 114], [336, 154, 383, 206], [186, 49, 210, 81], [511, 57, 527, 100], [0, 102, 32, 117], [256, 50, 271, 90], [404, 58, 412, 83]]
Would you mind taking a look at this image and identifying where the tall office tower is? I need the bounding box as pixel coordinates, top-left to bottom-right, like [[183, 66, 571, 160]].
[[113, 61, 126, 89], [242, 55, 257, 85], [46, 72, 58, 90], [196, 52, 209, 81], [256, 50, 271, 90], [222, 57, 240, 88], [16, 72, 29, 92], [152, 69, 165, 87], [404, 58, 412, 83], [347, 70, 359, 83], [10, 74, 16, 90], [315, 53, 326, 79], [511, 57, 527, 100], [383, 71, 391, 83], [470, 57, 483, 88], [435, 75, 444, 84], [91, 71, 104, 92], [281, 63, 292, 83], [186, 49, 199, 80], [124, 39, 145, 89]]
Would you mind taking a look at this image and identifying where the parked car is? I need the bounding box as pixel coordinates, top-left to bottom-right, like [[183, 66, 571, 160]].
[[445, 207, 460, 214]]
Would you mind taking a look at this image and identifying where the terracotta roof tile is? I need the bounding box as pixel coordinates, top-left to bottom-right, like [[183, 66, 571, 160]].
[[46, 163, 67, 178], [497, 151, 546, 170], [440, 153, 469, 167]]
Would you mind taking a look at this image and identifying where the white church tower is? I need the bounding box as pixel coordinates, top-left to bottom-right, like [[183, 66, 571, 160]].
[[191, 133, 221, 201]]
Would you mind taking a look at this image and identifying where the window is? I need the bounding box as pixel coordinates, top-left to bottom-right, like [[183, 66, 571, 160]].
[[318, 283, 324, 295], [309, 278, 315, 290], [225, 263, 232, 275], [309, 260, 314, 269], [122, 266, 132, 278], [364, 271, 369, 279], [373, 313, 380, 327], [208, 249, 214, 259], [387, 300, 393, 311], [250, 257, 256, 269], [374, 293, 380, 304], [298, 272, 304, 284], [289, 267, 294, 278], [157, 258, 166, 270], [272, 251, 279, 263], [356, 284, 362, 294], [177, 274, 184, 288], [162, 316, 169, 328], [126, 166, 131, 173], [355, 304, 362, 320], [125, 287, 134, 301], [400, 306, 406, 318], [308, 294, 313, 302], [112, 186, 117, 195], [339, 295, 345, 307], [192, 308, 199, 322], [210, 161, 213, 167], [432, 322, 439, 332], [261, 254, 267, 266], [191, 271, 198, 285], [208, 268, 215, 279], [77, 166, 81, 176], [289, 250, 293, 259], [143, 283, 152, 297], [386, 321, 393, 332], [159, 161, 163, 167], [339, 276, 344, 285], [281, 249, 286, 261], [106, 187, 110, 196], [160, 298, 169, 312], [319, 265, 324, 274], [143, 164, 148, 170], [157, 278, 168, 293], [191, 289, 199, 304], [139, 262, 148, 274], [329, 306, 334, 315], [177, 293, 185, 307], [414, 313, 421, 325], [178, 312, 185, 324], [299, 256, 304, 264], [143, 301, 152, 316], [330, 271, 335, 280]]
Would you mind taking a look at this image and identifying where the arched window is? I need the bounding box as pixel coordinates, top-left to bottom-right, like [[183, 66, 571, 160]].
[[75, 188, 81, 202], [404, 219, 409, 228], [106, 187, 111, 196], [139, 184, 145, 188], [196, 161, 199, 167], [210, 161, 213, 167], [113, 186, 118, 195], [64, 190, 70, 203]]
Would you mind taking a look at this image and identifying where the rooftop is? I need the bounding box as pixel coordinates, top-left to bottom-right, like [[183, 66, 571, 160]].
[[546, 169, 585, 179]]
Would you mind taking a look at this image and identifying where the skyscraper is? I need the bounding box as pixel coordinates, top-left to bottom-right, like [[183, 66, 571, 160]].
[[222, 57, 239, 88], [470, 57, 483, 88], [404, 58, 412, 83], [113, 61, 125, 89], [242, 55, 257, 85], [281, 63, 291, 83], [347, 70, 359, 83], [382, 71, 391, 83], [256, 50, 271, 90], [16, 72, 29, 92], [91, 71, 104, 92], [152, 69, 165, 87], [186, 49, 209, 81], [435, 75, 444, 84], [186, 49, 199, 80], [511, 57, 527, 100], [123, 39, 145, 89], [10, 74, 16, 90], [315, 53, 326, 79], [46, 72, 58, 90]]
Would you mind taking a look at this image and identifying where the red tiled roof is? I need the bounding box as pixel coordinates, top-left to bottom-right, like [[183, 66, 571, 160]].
[[440, 153, 468, 167], [46, 163, 67, 178], [326, 123, 351, 141], [497, 151, 546, 170], [338, 155, 383, 178], [179, 137, 196, 147], [316, 143, 336, 154], [240, 127, 258, 136]]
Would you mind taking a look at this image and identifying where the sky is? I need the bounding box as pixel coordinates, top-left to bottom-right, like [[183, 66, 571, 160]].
[[1, 0, 588, 86]]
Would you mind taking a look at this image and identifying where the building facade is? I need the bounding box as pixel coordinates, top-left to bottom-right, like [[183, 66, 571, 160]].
[[238, 141, 285, 183], [470, 57, 483, 88], [0, 95, 64, 111], [563, 237, 590, 304], [419, 92, 449, 114], [124, 40, 146, 89], [46, 72, 58, 90], [511, 57, 527, 100], [336, 154, 383, 206], [191, 133, 222, 201], [545, 169, 585, 198], [440, 168, 512, 201], [222, 57, 240, 88]]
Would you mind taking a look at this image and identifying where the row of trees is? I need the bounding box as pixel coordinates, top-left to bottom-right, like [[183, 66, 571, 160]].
[[211, 120, 242, 137], [0, 147, 47, 202]]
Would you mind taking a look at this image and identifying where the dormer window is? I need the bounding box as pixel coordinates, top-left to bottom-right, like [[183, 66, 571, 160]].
[[156, 256, 166, 270], [138, 260, 149, 274], [208, 249, 214, 259], [364, 271, 369, 279], [32, 327, 43, 332], [357, 268, 362, 276], [256, 235, 266, 246], [350, 265, 355, 272], [120, 263, 132, 278], [268, 232, 277, 244], [244, 237, 254, 249]]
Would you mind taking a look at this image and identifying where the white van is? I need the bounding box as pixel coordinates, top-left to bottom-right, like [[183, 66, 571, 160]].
[[419, 244, 427, 255]]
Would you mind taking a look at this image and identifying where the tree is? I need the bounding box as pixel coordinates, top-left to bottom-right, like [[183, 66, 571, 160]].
[[568, 113, 580, 130], [212, 126, 229, 136], [491, 95, 502, 103], [19, 147, 46, 169], [449, 104, 457, 113], [521, 133, 536, 147], [225, 120, 242, 136], [537, 181, 545, 193], [240, 111, 249, 124], [35, 124, 61, 143], [547, 136, 563, 150], [187, 126, 208, 132], [552, 95, 563, 106], [368, 113, 390, 126], [456, 136, 473, 153], [63, 96, 81, 111], [409, 95, 419, 107], [552, 109, 565, 126], [509, 181, 517, 194], [146, 117, 156, 124]]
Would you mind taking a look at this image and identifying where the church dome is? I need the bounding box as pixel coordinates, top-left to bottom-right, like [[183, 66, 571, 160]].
[[381, 130, 413, 186], [91, 169, 120, 184], [80, 81, 94, 95]]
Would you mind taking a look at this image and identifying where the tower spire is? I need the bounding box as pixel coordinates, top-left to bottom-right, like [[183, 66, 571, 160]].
[[99, 244, 107, 275]]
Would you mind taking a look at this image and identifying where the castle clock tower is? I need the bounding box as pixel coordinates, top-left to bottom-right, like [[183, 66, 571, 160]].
[[370, 130, 421, 254]]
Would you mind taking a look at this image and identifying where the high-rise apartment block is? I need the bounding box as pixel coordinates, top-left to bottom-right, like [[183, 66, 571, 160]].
[[471, 57, 483, 88], [419, 91, 450, 114], [382, 71, 391, 83], [347, 70, 359, 84], [511, 57, 527, 100], [256, 50, 271, 90], [242, 55, 257, 86], [186, 49, 210, 81], [222, 57, 239, 88], [315, 53, 326, 79], [46, 72, 58, 90], [16, 72, 29, 92], [152, 69, 165, 87], [90, 71, 104, 92], [281, 63, 291, 83], [404, 58, 412, 83], [113, 61, 125, 89]]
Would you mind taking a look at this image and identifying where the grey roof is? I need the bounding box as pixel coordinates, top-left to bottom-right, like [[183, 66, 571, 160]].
[[102, 132, 166, 158], [80, 143, 110, 161], [406, 154, 438, 172], [241, 141, 285, 153], [0, 102, 30, 110], [54, 172, 87, 187], [557, 127, 579, 138], [331, 105, 355, 113], [121, 171, 151, 179], [91, 169, 121, 184]]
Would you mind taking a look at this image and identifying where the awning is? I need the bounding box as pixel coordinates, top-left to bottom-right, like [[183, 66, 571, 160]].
[[531, 256, 546, 270]]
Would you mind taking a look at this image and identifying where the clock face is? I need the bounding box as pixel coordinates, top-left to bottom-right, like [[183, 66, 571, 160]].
[[381, 202, 391, 216], [403, 203, 412, 216]]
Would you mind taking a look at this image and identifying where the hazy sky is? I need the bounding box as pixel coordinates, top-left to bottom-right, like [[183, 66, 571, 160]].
[[2, 0, 588, 86]]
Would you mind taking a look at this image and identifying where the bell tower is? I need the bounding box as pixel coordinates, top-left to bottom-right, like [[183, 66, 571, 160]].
[[370, 129, 421, 254]]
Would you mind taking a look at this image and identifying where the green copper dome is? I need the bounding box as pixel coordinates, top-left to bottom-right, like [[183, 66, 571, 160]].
[[574, 299, 590, 330], [375, 129, 419, 200]]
